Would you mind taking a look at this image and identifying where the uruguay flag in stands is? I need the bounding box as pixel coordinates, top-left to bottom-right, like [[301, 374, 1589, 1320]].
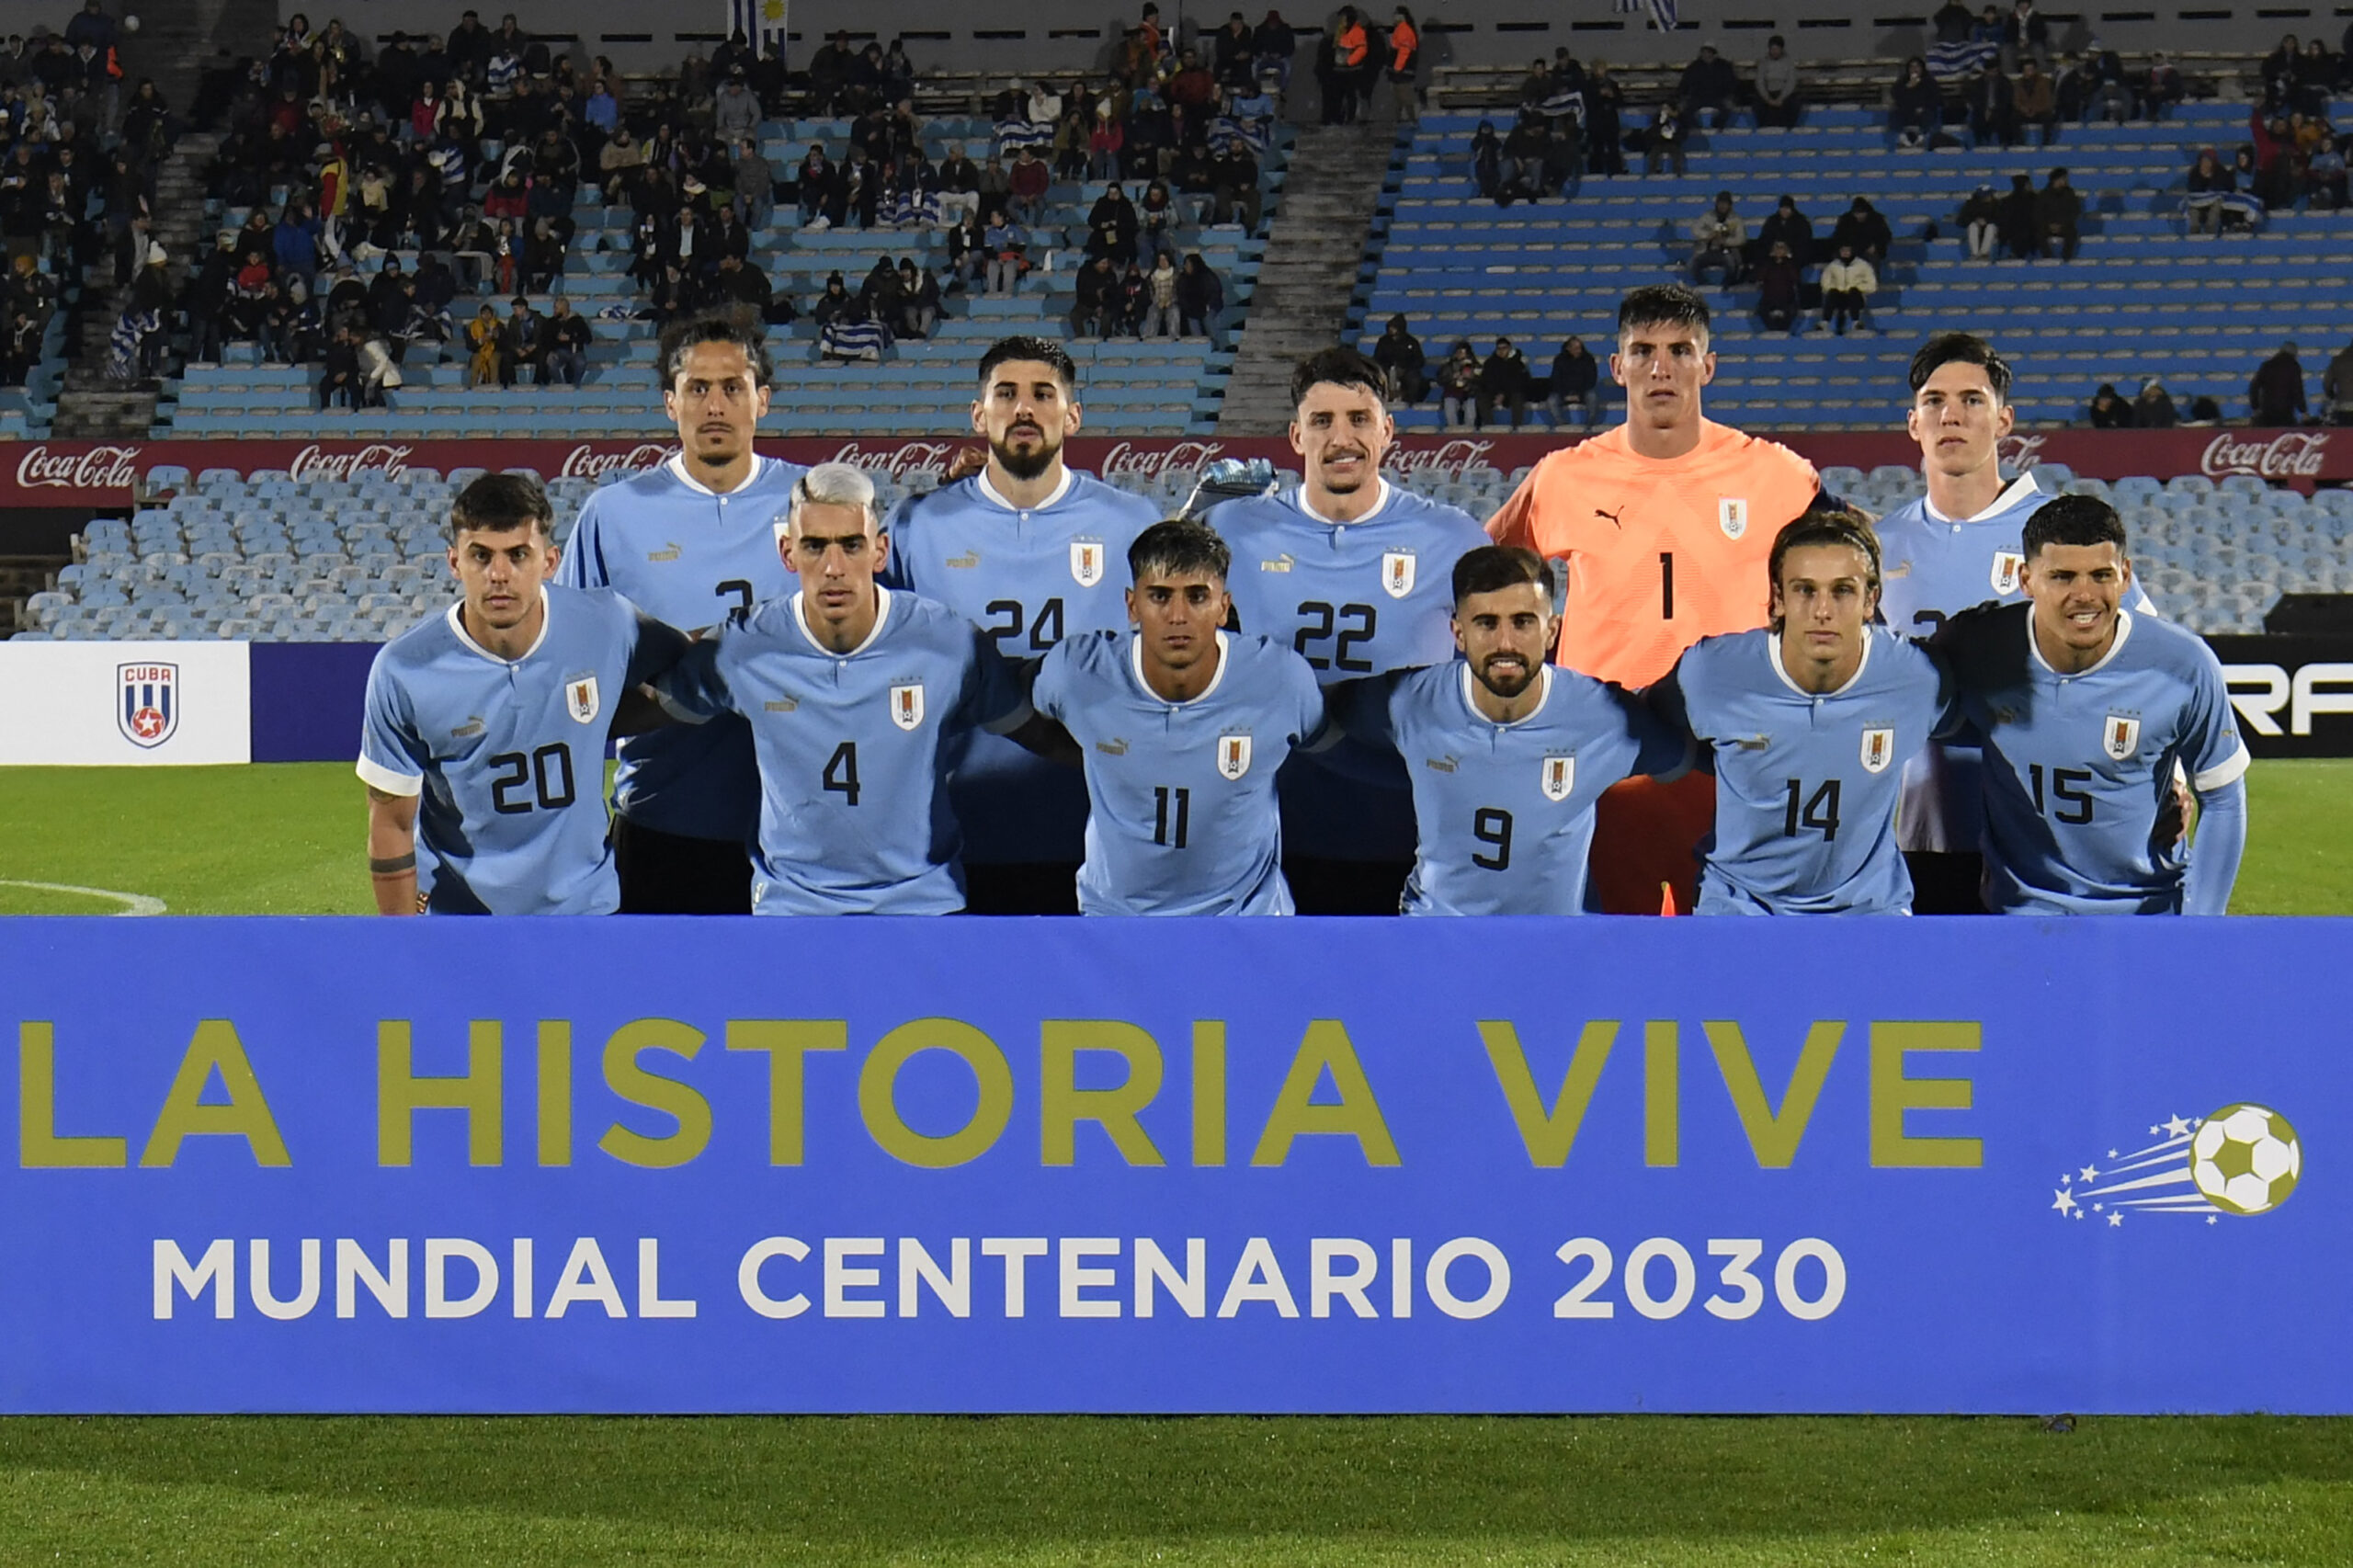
[[1615, 0, 1679, 34], [729, 0, 788, 59]]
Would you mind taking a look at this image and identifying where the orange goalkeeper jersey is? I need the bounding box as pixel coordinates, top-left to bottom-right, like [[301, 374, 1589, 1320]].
[[1485, 420, 1821, 688]]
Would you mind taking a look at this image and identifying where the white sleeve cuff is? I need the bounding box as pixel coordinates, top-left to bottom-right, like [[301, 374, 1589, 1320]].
[[357, 755, 423, 796], [2192, 744, 2251, 795]]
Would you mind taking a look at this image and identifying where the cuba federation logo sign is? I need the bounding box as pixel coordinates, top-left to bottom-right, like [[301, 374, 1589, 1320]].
[[2052, 1104, 2302, 1228], [1070, 538, 1106, 587], [118, 662, 177, 748]]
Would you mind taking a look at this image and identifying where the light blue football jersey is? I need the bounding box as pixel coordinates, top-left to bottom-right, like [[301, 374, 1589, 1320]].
[[659, 586, 1032, 915], [1875, 472, 2157, 853], [358, 585, 685, 914], [1656, 626, 1957, 915], [1033, 630, 1329, 915], [1208, 479, 1489, 861], [1933, 602, 2250, 914], [881, 467, 1163, 863], [1343, 663, 1691, 915], [556, 453, 808, 843]]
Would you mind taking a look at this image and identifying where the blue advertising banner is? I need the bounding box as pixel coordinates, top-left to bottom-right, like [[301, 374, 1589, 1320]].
[[2, 915, 2346, 1415]]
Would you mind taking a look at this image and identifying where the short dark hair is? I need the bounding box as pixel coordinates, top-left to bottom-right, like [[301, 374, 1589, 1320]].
[[1908, 332, 2013, 404], [978, 334, 1078, 391], [657, 310, 775, 388], [449, 472, 553, 541], [1768, 505, 1881, 631], [1290, 345, 1388, 409], [1618, 283, 1711, 340], [1452, 544, 1555, 606], [1129, 517, 1231, 585], [2023, 494, 2129, 559]]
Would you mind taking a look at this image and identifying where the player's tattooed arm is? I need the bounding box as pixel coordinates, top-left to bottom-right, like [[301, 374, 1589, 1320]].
[[364, 785, 421, 917]]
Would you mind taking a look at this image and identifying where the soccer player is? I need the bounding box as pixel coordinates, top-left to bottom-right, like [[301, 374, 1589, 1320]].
[[1485, 283, 1825, 913], [1032, 517, 1333, 915], [1874, 332, 2160, 913], [555, 311, 808, 914], [1338, 546, 1692, 915], [881, 335, 1161, 912], [1933, 496, 2248, 915], [1650, 510, 1955, 915], [358, 474, 688, 915], [654, 463, 1040, 915], [1207, 346, 1488, 912]]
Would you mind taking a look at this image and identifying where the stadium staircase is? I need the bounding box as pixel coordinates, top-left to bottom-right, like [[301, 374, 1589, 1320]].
[[53, 132, 219, 439], [1219, 121, 1399, 433]]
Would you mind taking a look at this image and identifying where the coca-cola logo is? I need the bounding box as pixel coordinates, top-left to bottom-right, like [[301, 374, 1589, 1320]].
[[826, 439, 957, 479], [2202, 430, 2329, 480], [1995, 433, 2048, 471], [1097, 440, 1229, 480], [14, 443, 140, 491], [287, 442, 415, 483], [559, 442, 674, 480], [1385, 439, 1496, 480]]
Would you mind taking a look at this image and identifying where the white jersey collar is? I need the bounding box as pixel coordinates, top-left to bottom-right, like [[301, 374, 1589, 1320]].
[[1129, 628, 1232, 705], [665, 451, 770, 497], [2029, 605, 2133, 676], [446, 588, 551, 665], [791, 583, 894, 656], [1457, 660, 1552, 725], [1297, 475, 1392, 526], [1924, 471, 2041, 525], [977, 467, 1074, 512], [1768, 622, 1873, 698]]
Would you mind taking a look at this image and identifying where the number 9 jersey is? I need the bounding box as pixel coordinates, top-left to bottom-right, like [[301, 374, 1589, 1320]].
[[358, 585, 688, 914]]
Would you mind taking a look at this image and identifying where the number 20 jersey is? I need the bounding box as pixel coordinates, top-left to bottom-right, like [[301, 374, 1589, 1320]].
[[358, 585, 680, 914]]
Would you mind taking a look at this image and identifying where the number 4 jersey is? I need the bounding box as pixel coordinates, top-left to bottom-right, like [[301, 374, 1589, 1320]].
[[358, 585, 688, 914], [1653, 626, 1958, 915]]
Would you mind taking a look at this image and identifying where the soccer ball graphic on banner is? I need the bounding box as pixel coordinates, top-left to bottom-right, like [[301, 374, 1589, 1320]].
[[2189, 1105, 2302, 1216]]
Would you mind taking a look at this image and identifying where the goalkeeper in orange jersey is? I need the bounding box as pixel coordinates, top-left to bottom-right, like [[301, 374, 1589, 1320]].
[[1486, 284, 1836, 914]]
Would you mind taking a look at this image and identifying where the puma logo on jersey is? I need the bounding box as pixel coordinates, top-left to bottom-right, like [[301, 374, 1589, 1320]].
[[1097, 737, 1130, 756], [946, 550, 981, 568], [451, 717, 484, 738], [1733, 733, 1770, 751], [647, 543, 682, 562], [1595, 507, 1625, 528], [1425, 755, 1459, 773], [1261, 553, 1295, 572], [764, 698, 799, 712]]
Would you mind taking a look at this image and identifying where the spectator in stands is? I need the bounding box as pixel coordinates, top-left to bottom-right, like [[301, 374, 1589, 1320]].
[[1437, 340, 1478, 428], [2085, 51, 2133, 126], [1386, 7, 1421, 122], [2086, 381, 2133, 427], [943, 210, 986, 291], [1890, 57, 1942, 149], [2323, 338, 2353, 424], [1753, 36, 1802, 129], [1754, 193, 1813, 267], [1374, 313, 1427, 403], [1678, 44, 1738, 131], [2250, 342, 2307, 425], [2002, 0, 2051, 74], [1176, 251, 1228, 349], [533, 296, 587, 385], [1322, 7, 1369, 126], [2034, 166, 2081, 261], [1819, 243, 1876, 335], [1503, 112, 1555, 201], [1996, 172, 2041, 257], [1932, 0, 1973, 46], [1957, 184, 2000, 259], [1209, 139, 1264, 232], [2185, 148, 2233, 235], [1689, 191, 1745, 285], [2185, 394, 2223, 425], [1829, 197, 1891, 266], [2309, 133, 2347, 210], [1254, 10, 1298, 88], [1470, 119, 1503, 200], [2141, 52, 2185, 119], [1087, 182, 1142, 267], [1477, 336, 1531, 428], [601, 126, 648, 206], [1547, 335, 1601, 425], [1071, 252, 1120, 338], [898, 256, 941, 338], [983, 209, 1028, 296], [1968, 64, 2017, 147], [1586, 63, 1626, 175], [1140, 251, 1181, 337], [933, 142, 981, 227], [466, 301, 503, 386], [1139, 178, 1181, 266], [1113, 259, 1150, 336], [2134, 378, 2179, 427], [1008, 145, 1050, 226], [1754, 241, 1803, 335], [733, 141, 774, 233], [1643, 102, 1687, 176]]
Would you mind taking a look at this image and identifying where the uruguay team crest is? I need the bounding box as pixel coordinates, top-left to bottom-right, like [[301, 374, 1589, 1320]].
[[1381, 551, 1416, 598], [1217, 733, 1253, 779], [117, 663, 177, 748], [565, 675, 600, 724], [1540, 754, 1574, 801], [1991, 551, 2026, 596], [1860, 725, 1895, 775], [890, 682, 926, 732], [2103, 711, 2141, 761], [1070, 538, 1106, 587], [1719, 497, 1748, 540]]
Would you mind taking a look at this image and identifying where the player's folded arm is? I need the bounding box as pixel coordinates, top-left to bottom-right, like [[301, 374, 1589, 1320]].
[[645, 639, 731, 726]]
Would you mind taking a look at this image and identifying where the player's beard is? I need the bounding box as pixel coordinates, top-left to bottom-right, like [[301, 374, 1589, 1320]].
[[991, 424, 1060, 482], [1475, 653, 1538, 700]]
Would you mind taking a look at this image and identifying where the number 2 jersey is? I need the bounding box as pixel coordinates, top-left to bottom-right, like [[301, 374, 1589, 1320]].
[[1653, 626, 1957, 915], [1338, 663, 1691, 915], [657, 587, 1032, 915], [358, 585, 686, 914], [1931, 602, 2248, 914]]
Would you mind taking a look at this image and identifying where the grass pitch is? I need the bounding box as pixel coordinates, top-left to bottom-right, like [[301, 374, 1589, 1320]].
[[0, 757, 2347, 916]]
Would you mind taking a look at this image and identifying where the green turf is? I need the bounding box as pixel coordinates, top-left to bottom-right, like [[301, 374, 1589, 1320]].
[[0, 1415, 2347, 1564], [0, 758, 2347, 916]]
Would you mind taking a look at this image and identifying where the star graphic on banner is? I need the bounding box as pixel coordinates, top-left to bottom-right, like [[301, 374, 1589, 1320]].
[[2148, 1124, 2162, 1135], [2207, 1215, 2219, 1225], [2109, 1148, 2119, 1158], [2108, 1211, 2124, 1227], [2052, 1188, 2079, 1216], [2080, 1165, 2099, 1183], [2164, 1114, 2193, 1138], [2093, 1203, 2105, 1212], [2073, 1208, 2085, 1221]]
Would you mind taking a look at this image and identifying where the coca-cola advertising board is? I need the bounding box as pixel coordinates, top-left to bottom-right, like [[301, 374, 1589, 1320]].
[[1, 430, 2346, 506]]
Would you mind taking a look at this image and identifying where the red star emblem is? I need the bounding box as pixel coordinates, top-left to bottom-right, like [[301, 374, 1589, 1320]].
[[131, 707, 165, 740]]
